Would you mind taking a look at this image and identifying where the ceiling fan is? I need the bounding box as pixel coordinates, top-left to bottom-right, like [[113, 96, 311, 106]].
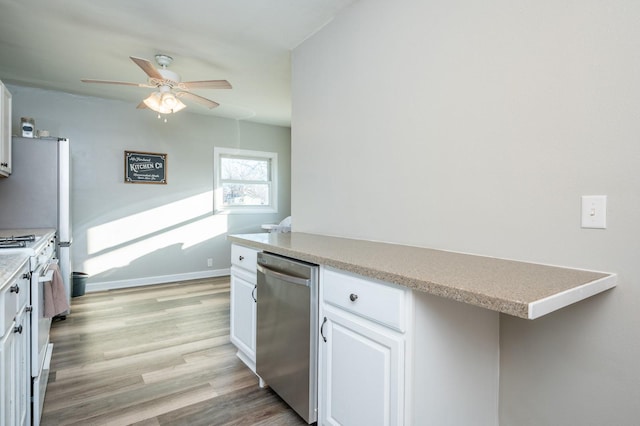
[[81, 54, 232, 115]]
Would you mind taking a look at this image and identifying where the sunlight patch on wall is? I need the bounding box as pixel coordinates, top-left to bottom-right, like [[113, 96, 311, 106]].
[[83, 211, 228, 276], [87, 191, 213, 255]]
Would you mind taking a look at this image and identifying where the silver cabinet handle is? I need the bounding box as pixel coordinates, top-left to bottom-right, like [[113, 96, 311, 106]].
[[349, 293, 358, 302], [239, 255, 245, 261], [251, 285, 257, 303], [320, 316, 328, 342], [13, 324, 23, 334], [10, 284, 19, 294], [257, 263, 311, 287]]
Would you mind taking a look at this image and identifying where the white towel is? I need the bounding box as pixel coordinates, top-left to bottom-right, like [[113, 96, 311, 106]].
[[44, 263, 70, 318]]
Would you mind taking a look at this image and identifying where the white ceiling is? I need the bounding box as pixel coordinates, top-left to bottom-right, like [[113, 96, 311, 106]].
[[0, 0, 357, 127]]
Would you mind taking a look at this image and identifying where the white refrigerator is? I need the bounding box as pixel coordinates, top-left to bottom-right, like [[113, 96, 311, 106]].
[[0, 136, 72, 303]]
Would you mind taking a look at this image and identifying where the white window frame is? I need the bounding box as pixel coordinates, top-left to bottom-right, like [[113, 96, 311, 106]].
[[214, 147, 278, 214]]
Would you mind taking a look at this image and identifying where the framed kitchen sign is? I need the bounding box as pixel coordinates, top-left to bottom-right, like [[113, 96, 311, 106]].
[[124, 151, 167, 184]]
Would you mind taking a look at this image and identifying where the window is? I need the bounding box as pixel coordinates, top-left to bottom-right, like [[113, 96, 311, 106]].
[[214, 147, 278, 214]]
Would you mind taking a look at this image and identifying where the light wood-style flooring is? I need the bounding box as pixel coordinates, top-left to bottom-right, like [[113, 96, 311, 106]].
[[41, 277, 307, 426]]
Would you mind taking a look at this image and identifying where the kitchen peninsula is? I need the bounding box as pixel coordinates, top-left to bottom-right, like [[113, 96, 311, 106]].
[[229, 232, 616, 320], [228, 232, 616, 425]]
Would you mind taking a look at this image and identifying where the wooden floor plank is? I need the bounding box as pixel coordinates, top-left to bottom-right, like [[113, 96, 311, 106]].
[[42, 277, 306, 426]]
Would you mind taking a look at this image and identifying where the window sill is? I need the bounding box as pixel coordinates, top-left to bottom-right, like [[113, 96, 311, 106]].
[[215, 206, 278, 215]]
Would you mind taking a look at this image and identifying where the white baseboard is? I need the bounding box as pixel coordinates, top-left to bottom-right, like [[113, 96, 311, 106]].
[[86, 268, 231, 292]]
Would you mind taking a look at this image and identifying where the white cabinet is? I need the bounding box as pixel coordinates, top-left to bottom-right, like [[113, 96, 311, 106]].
[[13, 306, 29, 426], [320, 306, 405, 426], [0, 323, 15, 426], [319, 266, 500, 426], [319, 267, 409, 426], [0, 80, 12, 177], [230, 270, 256, 363], [229, 244, 260, 377], [0, 261, 30, 426]]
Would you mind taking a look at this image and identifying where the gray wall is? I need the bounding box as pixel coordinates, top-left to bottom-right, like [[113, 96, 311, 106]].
[[292, 0, 639, 424], [8, 84, 290, 288]]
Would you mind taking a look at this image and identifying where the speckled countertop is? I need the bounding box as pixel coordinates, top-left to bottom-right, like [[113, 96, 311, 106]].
[[0, 228, 56, 289], [0, 254, 29, 289], [228, 232, 616, 319]]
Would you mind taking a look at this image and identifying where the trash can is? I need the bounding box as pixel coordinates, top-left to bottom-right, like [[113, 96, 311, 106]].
[[72, 272, 88, 297]]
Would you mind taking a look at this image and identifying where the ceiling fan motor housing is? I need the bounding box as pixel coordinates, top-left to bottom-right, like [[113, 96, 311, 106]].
[[155, 54, 173, 67], [154, 68, 181, 87]]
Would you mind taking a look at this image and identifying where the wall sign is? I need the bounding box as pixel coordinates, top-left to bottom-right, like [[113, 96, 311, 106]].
[[124, 151, 167, 184]]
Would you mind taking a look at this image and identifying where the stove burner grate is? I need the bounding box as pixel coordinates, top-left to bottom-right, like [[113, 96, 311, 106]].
[[0, 240, 27, 248], [0, 234, 36, 248]]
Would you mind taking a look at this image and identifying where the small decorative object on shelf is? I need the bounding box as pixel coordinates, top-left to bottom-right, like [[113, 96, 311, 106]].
[[21, 117, 34, 138]]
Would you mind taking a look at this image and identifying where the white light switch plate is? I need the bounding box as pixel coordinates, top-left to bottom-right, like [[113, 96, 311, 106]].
[[581, 195, 607, 229]]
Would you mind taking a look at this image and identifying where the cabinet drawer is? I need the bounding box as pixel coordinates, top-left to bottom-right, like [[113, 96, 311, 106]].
[[231, 265, 256, 284], [231, 244, 258, 272], [323, 268, 407, 332], [1, 279, 18, 335]]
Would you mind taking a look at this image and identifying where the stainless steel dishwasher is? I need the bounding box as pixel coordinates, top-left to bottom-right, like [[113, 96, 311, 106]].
[[256, 251, 319, 424]]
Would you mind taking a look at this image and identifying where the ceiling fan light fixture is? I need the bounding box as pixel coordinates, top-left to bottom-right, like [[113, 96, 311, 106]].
[[161, 92, 177, 108], [143, 91, 186, 114], [171, 98, 186, 113]]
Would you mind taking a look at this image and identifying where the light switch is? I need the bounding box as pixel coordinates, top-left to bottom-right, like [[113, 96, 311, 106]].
[[581, 195, 607, 229]]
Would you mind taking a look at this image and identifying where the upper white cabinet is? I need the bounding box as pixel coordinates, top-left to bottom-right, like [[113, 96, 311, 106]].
[[0, 80, 12, 177], [229, 244, 259, 374]]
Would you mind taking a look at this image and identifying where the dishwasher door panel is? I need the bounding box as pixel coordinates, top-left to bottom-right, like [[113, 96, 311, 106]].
[[256, 252, 318, 424]]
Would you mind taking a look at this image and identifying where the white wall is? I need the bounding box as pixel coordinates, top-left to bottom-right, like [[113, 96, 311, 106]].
[[8, 84, 290, 289], [292, 0, 640, 424]]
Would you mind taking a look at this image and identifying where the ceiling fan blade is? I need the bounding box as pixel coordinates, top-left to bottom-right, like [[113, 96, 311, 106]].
[[130, 56, 163, 80], [136, 101, 148, 109], [81, 79, 153, 88], [180, 80, 232, 90], [176, 91, 219, 109]]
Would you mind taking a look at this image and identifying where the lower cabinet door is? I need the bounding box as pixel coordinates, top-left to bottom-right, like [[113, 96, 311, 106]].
[[230, 274, 257, 363], [15, 308, 29, 426], [0, 324, 16, 426], [319, 307, 404, 426]]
